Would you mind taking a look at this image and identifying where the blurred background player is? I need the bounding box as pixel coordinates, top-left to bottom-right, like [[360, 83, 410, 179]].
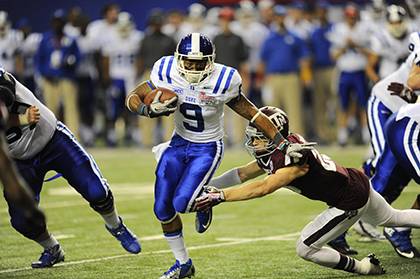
[[101, 12, 143, 146], [162, 9, 185, 42], [35, 9, 80, 137], [126, 32, 311, 279], [309, 2, 336, 144], [86, 3, 120, 144], [231, 0, 269, 108], [328, 3, 370, 146], [178, 3, 219, 41], [366, 5, 412, 84], [15, 18, 42, 94], [138, 9, 176, 147], [2, 69, 140, 268], [258, 5, 311, 136], [0, 11, 23, 75], [213, 7, 249, 148]]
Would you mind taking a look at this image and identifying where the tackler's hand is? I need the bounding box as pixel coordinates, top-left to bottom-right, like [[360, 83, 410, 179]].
[[388, 82, 418, 103], [194, 186, 225, 212], [286, 142, 317, 164]]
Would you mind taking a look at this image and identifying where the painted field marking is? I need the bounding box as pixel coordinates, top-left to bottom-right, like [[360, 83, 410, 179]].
[[0, 232, 300, 274]]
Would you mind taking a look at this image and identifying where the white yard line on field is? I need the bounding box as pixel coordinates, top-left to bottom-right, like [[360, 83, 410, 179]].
[[0, 231, 300, 274]]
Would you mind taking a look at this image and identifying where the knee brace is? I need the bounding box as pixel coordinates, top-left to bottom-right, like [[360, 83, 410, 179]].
[[89, 190, 115, 214]]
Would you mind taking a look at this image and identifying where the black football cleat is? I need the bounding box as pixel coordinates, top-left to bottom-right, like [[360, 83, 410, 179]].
[[31, 244, 65, 268], [328, 232, 358, 255]]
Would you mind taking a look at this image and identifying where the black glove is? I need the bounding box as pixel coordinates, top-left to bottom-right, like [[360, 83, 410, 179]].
[[388, 82, 418, 103]]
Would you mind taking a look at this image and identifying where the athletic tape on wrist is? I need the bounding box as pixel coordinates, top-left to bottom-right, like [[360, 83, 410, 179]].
[[250, 110, 262, 123]]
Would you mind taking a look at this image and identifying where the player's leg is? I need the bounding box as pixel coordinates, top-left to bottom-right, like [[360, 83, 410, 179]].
[[105, 79, 124, 146], [379, 114, 420, 257], [337, 72, 352, 146], [6, 160, 64, 268], [354, 71, 370, 144], [364, 93, 392, 177], [296, 206, 384, 275], [51, 122, 141, 253], [154, 138, 194, 279], [60, 79, 79, 138], [361, 185, 420, 259], [158, 138, 223, 278]]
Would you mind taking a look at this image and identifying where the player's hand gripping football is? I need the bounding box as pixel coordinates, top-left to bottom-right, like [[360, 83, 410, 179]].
[[388, 82, 418, 103], [194, 186, 225, 212], [148, 90, 177, 118]]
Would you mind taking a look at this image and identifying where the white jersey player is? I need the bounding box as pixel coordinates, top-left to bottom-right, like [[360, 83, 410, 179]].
[[368, 5, 414, 80], [1, 69, 141, 268], [126, 32, 313, 279], [102, 12, 143, 92], [0, 11, 23, 73], [365, 31, 420, 173], [358, 32, 420, 252]]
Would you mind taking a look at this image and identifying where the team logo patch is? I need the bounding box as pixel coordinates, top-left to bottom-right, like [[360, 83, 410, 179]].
[[198, 92, 217, 105], [173, 88, 184, 95]]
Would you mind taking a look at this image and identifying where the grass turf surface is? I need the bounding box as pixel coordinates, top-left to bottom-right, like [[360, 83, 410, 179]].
[[0, 146, 419, 279]]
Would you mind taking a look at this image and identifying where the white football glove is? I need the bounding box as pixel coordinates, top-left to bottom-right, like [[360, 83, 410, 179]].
[[286, 142, 317, 164], [147, 91, 177, 118], [194, 186, 225, 212]]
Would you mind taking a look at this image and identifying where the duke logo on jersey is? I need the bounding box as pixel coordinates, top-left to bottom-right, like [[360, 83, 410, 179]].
[[150, 33, 242, 143]]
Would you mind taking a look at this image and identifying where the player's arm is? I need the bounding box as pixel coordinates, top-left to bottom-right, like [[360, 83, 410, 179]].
[[366, 51, 380, 83], [208, 160, 265, 189], [227, 93, 288, 150], [224, 165, 308, 201], [194, 165, 309, 210]]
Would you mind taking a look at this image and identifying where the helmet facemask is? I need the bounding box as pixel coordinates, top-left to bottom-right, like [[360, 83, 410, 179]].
[[175, 52, 214, 84], [245, 125, 277, 158]]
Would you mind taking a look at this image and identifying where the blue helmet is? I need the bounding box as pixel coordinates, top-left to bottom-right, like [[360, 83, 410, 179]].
[[175, 33, 215, 84]]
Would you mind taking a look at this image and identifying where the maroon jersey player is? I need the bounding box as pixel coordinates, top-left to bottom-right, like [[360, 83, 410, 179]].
[[194, 106, 420, 276]]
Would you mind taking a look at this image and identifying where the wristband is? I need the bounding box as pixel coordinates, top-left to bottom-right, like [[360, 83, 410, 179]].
[[136, 103, 149, 117], [273, 132, 285, 146]]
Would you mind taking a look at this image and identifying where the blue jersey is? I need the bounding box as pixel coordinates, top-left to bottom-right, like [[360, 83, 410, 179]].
[[150, 56, 241, 143]]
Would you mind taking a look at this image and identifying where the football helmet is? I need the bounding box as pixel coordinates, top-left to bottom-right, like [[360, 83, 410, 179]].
[[0, 11, 10, 37], [386, 5, 407, 39], [245, 106, 289, 158], [175, 33, 215, 84], [117, 12, 134, 38]]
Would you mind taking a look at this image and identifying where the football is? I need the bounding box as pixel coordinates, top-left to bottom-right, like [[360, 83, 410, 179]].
[[143, 87, 178, 108]]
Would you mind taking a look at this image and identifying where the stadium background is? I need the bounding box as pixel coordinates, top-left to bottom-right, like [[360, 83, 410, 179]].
[[4, 0, 370, 31]]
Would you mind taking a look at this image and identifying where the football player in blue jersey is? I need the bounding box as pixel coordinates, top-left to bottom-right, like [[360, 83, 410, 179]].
[[0, 74, 46, 237], [356, 32, 420, 258], [0, 69, 141, 268], [126, 33, 314, 279]]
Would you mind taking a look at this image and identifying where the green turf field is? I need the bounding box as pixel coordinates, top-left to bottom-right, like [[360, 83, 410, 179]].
[[1, 146, 419, 279]]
